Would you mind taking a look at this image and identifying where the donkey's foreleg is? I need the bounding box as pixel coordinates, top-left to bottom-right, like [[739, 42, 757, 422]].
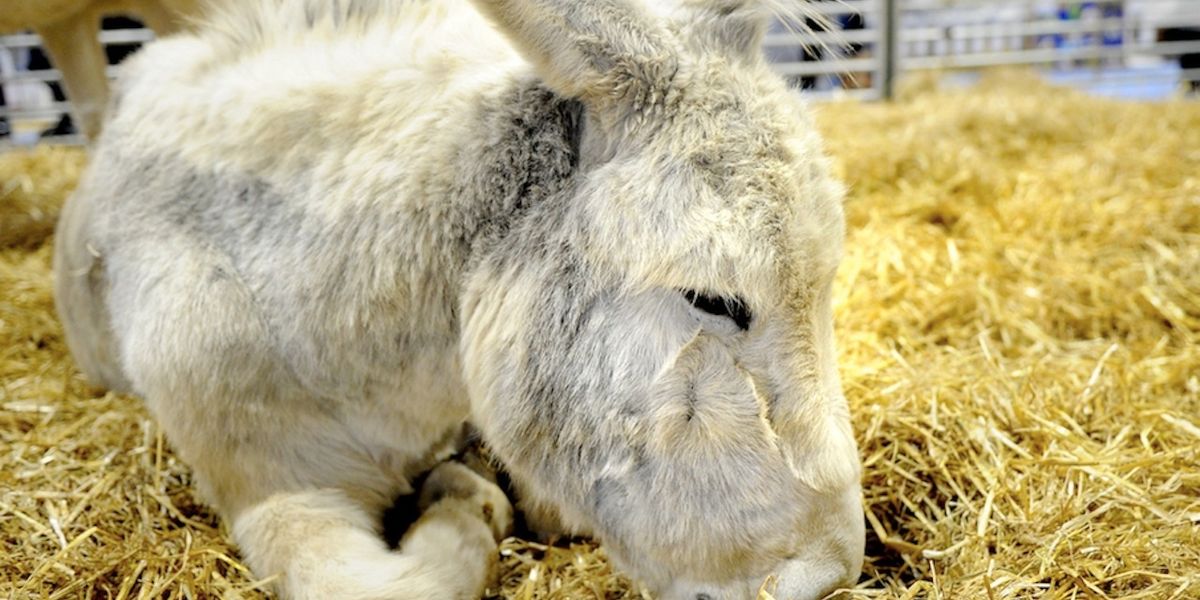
[[401, 462, 513, 584], [36, 10, 108, 141], [232, 464, 511, 600]]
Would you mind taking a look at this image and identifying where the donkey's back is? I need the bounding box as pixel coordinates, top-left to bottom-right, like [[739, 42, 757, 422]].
[[58, 0, 540, 398], [105, 0, 522, 180]]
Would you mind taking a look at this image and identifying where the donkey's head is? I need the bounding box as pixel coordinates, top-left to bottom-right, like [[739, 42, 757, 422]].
[[462, 1, 863, 597]]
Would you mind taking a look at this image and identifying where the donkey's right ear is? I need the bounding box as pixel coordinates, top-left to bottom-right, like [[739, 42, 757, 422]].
[[471, 0, 679, 117]]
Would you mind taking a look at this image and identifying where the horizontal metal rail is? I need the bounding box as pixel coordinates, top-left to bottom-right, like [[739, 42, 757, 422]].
[[0, 66, 122, 85], [902, 39, 1200, 69], [0, 28, 155, 48], [800, 0, 881, 17], [795, 86, 883, 101], [773, 56, 883, 76], [0, 101, 72, 121], [763, 28, 883, 47], [908, 0, 1187, 6], [902, 17, 1200, 43]]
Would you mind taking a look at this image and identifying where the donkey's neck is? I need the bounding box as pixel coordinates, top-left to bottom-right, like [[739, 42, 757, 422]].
[[453, 79, 582, 263]]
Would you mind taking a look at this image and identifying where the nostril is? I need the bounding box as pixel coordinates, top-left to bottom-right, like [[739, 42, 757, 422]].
[[695, 595, 713, 600]]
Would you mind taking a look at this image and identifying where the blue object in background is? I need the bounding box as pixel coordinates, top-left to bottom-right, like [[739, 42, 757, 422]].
[[1102, 3, 1124, 47]]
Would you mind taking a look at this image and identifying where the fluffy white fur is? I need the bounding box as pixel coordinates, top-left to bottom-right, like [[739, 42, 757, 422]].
[[54, 1, 865, 598]]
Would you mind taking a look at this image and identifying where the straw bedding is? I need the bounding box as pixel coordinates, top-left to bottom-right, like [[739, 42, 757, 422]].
[[2, 74, 1198, 599]]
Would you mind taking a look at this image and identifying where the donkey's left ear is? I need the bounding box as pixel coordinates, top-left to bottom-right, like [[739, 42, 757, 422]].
[[674, 0, 771, 61], [471, 0, 679, 117]]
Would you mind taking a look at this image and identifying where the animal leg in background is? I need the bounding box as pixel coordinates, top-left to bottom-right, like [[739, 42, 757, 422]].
[[29, 1, 198, 141], [36, 11, 108, 141]]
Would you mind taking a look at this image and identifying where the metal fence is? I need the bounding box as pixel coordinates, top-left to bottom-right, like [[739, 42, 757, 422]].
[[896, 0, 1200, 98], [2, 1, 1199, 145], [766, 0, 1200, 99], [0, 23, 153, 145], [766, 0, 892, 100]]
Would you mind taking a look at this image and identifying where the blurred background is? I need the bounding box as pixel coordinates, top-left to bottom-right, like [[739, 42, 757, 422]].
[[1, 0, 1198, 147], [765, 0, 1200, 101]]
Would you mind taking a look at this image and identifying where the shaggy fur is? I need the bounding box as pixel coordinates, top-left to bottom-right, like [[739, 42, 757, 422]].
[[53, 1, 863, 598]]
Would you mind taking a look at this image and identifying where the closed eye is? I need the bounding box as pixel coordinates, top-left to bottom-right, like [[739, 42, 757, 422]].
[[682, 289, 752, 331]]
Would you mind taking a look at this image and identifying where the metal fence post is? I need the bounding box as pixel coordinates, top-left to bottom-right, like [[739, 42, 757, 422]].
[[882, 0, 899, 100]]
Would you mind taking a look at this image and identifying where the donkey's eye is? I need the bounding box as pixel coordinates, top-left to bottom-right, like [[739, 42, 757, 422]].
[[682, 289, 752, 331]]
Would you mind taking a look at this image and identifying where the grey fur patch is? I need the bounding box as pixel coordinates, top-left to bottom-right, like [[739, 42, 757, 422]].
[[86, 76, 582, 402]]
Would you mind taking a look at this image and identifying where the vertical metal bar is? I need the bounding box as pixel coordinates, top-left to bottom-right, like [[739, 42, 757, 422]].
[[882, 0, 899, 99]]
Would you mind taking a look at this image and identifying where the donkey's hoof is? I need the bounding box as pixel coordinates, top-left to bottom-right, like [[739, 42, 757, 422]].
[[420, 461, 514, 541]]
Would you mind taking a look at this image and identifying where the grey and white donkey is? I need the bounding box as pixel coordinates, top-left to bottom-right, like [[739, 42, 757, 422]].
[[53, 0, 865, 598]]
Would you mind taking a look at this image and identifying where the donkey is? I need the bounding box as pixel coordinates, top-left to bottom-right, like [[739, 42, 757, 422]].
[[53, 0, 864, 598], [0, 0, 202, 141]]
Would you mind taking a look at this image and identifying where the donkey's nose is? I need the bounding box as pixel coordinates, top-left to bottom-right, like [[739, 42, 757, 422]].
[[668, 540, 862, 599], [769, 550, 862, 600]]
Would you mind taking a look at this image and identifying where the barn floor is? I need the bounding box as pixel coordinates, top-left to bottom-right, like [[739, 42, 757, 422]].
[[2, 74, 1198, 599]]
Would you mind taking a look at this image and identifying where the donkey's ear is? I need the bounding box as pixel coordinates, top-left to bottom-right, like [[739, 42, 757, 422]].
[[471, 0, 678, 114]]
